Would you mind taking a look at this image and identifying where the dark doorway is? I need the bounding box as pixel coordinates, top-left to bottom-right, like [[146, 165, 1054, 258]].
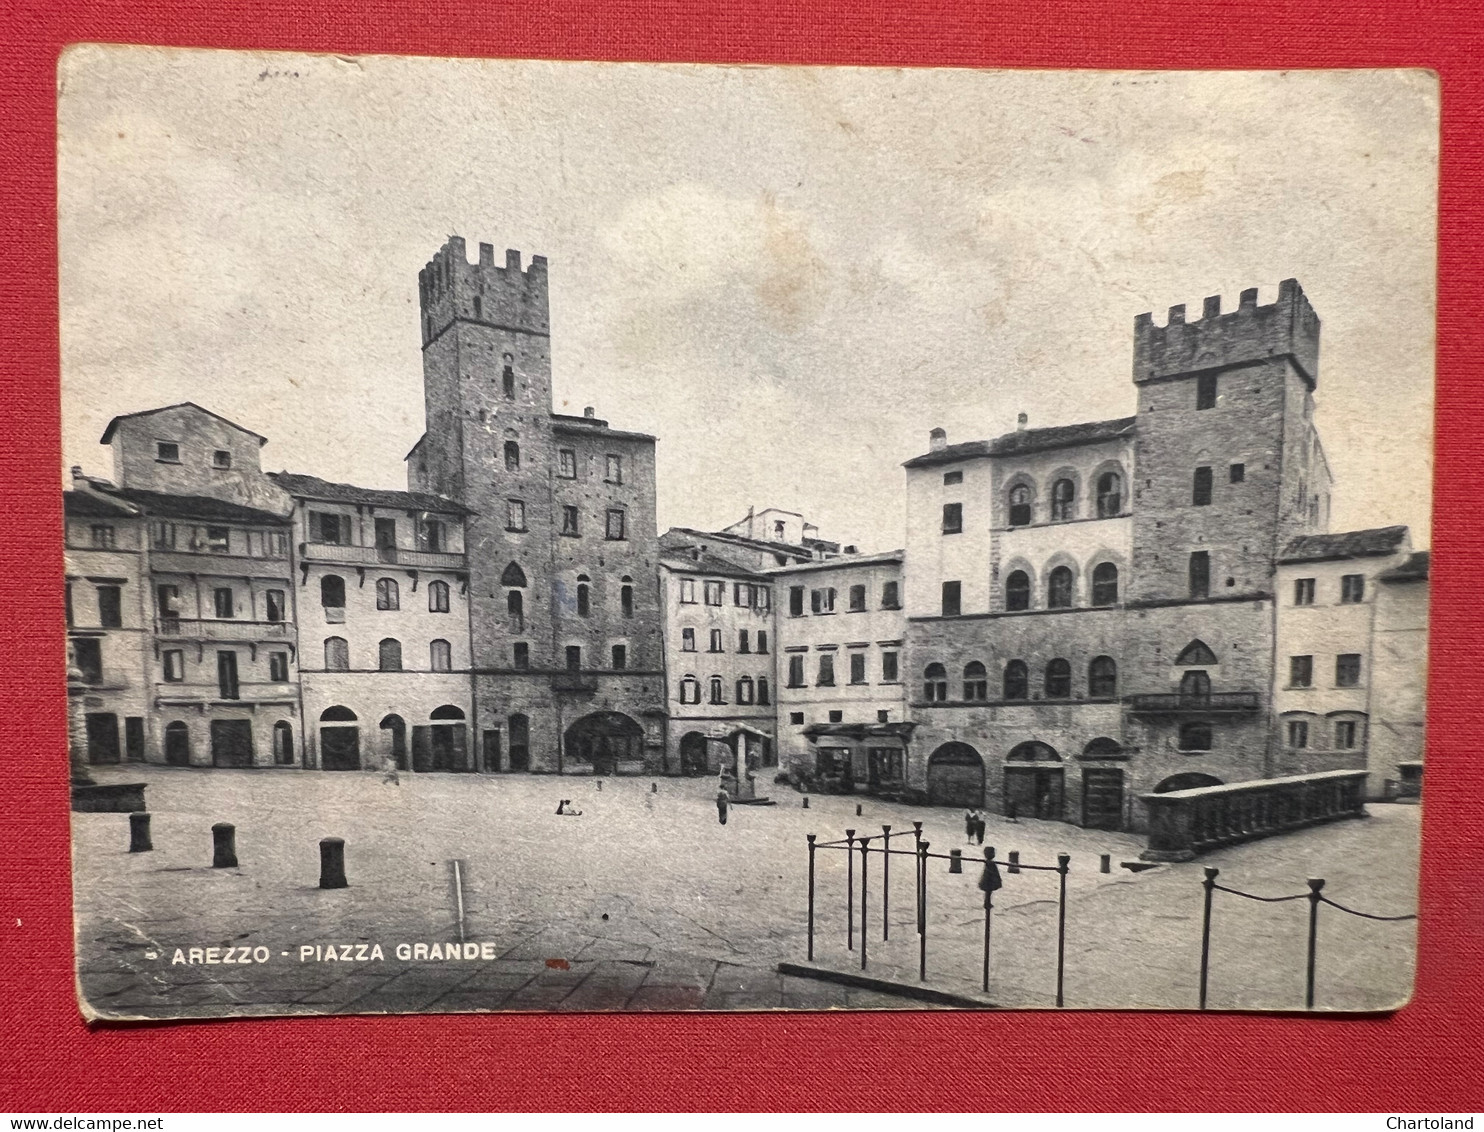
[[319, 707, 360, 771], [564, 711, 644, 775], [926, 743, 984, 807], [125, 717, 145, 762], [85, 713, 120, 765], [210, 719, 254, 767], [380, 714, 408, 770], [508, 714, 530, 771], [867, 747, 906, 793], [164, 721, 191, 766], [414, 709, 470, 772], [1081, 767, 1124, 830], [679, 731, 709, 776], [273, 720, 295, 765], [374, 517, 398, 562], [483, 729, 501, 771], [1004, 766, 1065, 820]]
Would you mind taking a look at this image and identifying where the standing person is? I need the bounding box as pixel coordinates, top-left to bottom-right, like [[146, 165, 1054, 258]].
[[716, 783, 731, 826], [965, 809, 975, 840], [974, 811, 986, 845], [1006, 795, 1019, 823]]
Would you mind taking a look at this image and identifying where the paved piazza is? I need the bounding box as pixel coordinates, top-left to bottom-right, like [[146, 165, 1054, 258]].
[[73, 766, 1419, 1017]]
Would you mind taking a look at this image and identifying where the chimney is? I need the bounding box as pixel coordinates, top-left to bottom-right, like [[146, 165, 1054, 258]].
[[929, 427, 947, 453], [70, 465, 87, 487], [1016, 412, 1028, 431], [583, 406, 596, 419]]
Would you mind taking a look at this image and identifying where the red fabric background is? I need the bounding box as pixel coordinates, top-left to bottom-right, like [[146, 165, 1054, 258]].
[[2, 1, 1480, 1113]]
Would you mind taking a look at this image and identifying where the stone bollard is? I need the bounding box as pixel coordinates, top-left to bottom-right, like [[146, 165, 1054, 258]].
[[211, 823, 237, 868], [1008, 850, 1020, 875], [949, 848, 963, 874], [129, 812, 152, 853], [1100, 853, 1111, 874], [319, 838, 348, 889]]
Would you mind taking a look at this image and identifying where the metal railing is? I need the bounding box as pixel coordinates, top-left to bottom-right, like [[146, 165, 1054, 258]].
[[155, 618, 294, 641], [299, 541, 466, 571], [1126, 691, 1261, 713]]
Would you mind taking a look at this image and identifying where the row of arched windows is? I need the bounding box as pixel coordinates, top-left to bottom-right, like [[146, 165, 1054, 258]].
[[1006, 469, 1124, 527], [320, 574, 451, 613], [1004, 561, 1119, 611], [922, 657, 1117, 703], [678, 674, 772, 706], [501, 563, 634, 631], [323, 637, 453, 672]]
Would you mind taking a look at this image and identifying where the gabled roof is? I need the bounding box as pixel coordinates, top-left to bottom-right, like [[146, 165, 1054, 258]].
[[550, 414, 657, 443], [902, 439, 994, 469], [659, 549, 764, 580], [270, 472, 469, 515], [1279, 525, 1410, 564], [100, 402, 268, 446], [1378, 550, 1430, 583], [63, 490, 138, 519], [102, 486, 290, 525], [989, 416, 1138, 457]]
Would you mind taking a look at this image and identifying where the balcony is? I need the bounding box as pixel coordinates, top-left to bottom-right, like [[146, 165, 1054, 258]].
[[156, 618, 295, 642], [299, 541, 466, 571], [153, 680, 299, 707], [1126, 691, 1260, 714], [551, 671, 599, 694]]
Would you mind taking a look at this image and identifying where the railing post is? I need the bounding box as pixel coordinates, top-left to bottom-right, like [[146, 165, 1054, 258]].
[[846, 829, 856, 952], [859, 836, 870, 971], [1055, 852, 1070, 1008], [881, 824, 891, 941], [1306, 877, 1324, 1009], [806, 834, 816, 962], [1008, 850, 1020, 874], [918, 839, 930, 982], [982, 847, 999, 995], [1199, 866, 1218, 1010], [912, 821, 924, 936]]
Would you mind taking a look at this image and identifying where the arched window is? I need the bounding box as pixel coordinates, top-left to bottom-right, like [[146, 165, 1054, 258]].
[[502, 355, 515, 400], [1051, 478, 1075, 521], [709, 676, 725, 705], [924, 663, 948, 703], [963, 661, 988, 701], [1003, 659, 1029, 701], [324, 636, 349, 671], [757, 676, 771, 705], [320, 574, 345, 609], [507, 589, 524, 632], [1180, 669, 1211, 703], [1096, 471, 1123, 517], [737, 676, 755, 705], [1005, 570, 1031, 611], [1178, 721, 1213, 752], [504, 441, 520, 471], [320, 706, 357, 722], [1008, 484, 1032, 527], [164, 720, 191, 765], [378, 638, 403, 672], [1088, 655, 1117, 699], [376, 577, 399, 610], [500, 562, 527, 588], [1045, 658, 1072, 699], [576, 575, 590, 617], [428, 580, 450, 613], [1047, 566, 1074, 608], [430, 639, 451, 672], [273, 720, 294, 765], [679, 675, 701, 705], [1176, 639, 1218, 666], [1091, 562, 1119, 606], [621, 582, 634, 618], [430, 705, 465, 720]]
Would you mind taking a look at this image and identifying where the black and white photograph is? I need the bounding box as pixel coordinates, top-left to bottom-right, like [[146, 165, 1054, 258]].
[[58, 49, 1436, 1018]]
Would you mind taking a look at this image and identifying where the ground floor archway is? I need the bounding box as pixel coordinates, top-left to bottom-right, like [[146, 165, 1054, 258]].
[[926, 742, 985, 807], [1004, 741, 1063, 820], [320, 706, 360, 771], [1081, 767, 1124, 830], [679, 731, 709, 776], [211, 719, 253, 767], [565, 711, 645, 775]]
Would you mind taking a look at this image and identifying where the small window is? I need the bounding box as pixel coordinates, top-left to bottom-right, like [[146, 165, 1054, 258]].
[[1180, 721, 1213, 751], [151, 521, 176, 549], [1287, 720, 1309, 749], [679, 676, 701, 705], [156, 441, 180, 463], [941, 581, 961, 618], [376, 578, 399, 611], [709, 628, 723, 653], [576, 581, 590, 617], [753, 587, 771, 613], [757, 631, 769, 655], [850, 653, 867, 685], [561, 505, 580, 536], [1050, 478, 1075, 521], [162, 649, 185, 683], [216, 651, 240, 699], [1096, 472, 1123, 518], [1189, 551, 1210, 599], [566, 646, 582, 671], [1335, 720, 1359, 749], [430, 639, 452, 672], [828, 710, 843, 724], [709, 676, 725, 705], [923, 663, 948, 702], [1341, 574, 1365, 604], [736, 676, 754, 704], [789, 586, 805, 617], [734, 583, 752, 607], [942, 502, 963, 534], [1005, 570, 1030, 612], [558, 449, 577, 478], [881, 650, 898, 683], [320, 575, 346, 610], [787, 655, 805, 688], [473, 296, 482, 319], [1192, 466, 1213, 506], [428, 580, 450, 613], [877, 710, 890, 724], [943, 470, 963, 485], [1196, 373, 1218, 410], [378, 638, 403, 672], [606, 509, 627, 541], [507, 589, 524, 632], [681, 628, 696, 652], [1091, 562, 1119, 607], [1294, 578, 1315, 606], [817, 654, 835, 687], [311, 512, 344, 545], [269, 651, 289, 682], [789, 712, 805, 726], [513, 642, 530, 670], [205, 526, 230, 554], [212, 449, 232, 470], [502, 361, 515, 400], [621, 584, 634, 618], [1008, 484, 1032, 527], [73, 638, 103, 683], [612, 644, 627, 670], [1335, 653, 1362, 687], [1044, 658, 1072, 699], [704, 581, 724, 606], [848, 584, 866, 612], [506, 500, 526, 532], [97, 585, 122, 629], [1290, 655, 1314, 688], [324, 637, 349, 671], [881, 581, 900, 609], [213, 587, 234, 619], [811, 588, 836, 614], [605, 454, 623, 484], [963, 661, 987, 701], [1047, 566, 1073, 609], [1088, 655, 1117, 699], [265, 589, 285, 623], [679, 579, 696, 604], [422, 519, 445, 552], [504, 441, 520, 471], [1229, 463, 1245, 483], [738, 630, 750, 654], [758, 677, 770, 706]]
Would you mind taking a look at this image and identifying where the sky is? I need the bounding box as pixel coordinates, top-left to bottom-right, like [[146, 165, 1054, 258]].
[[58, 51, 1438, 552]]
